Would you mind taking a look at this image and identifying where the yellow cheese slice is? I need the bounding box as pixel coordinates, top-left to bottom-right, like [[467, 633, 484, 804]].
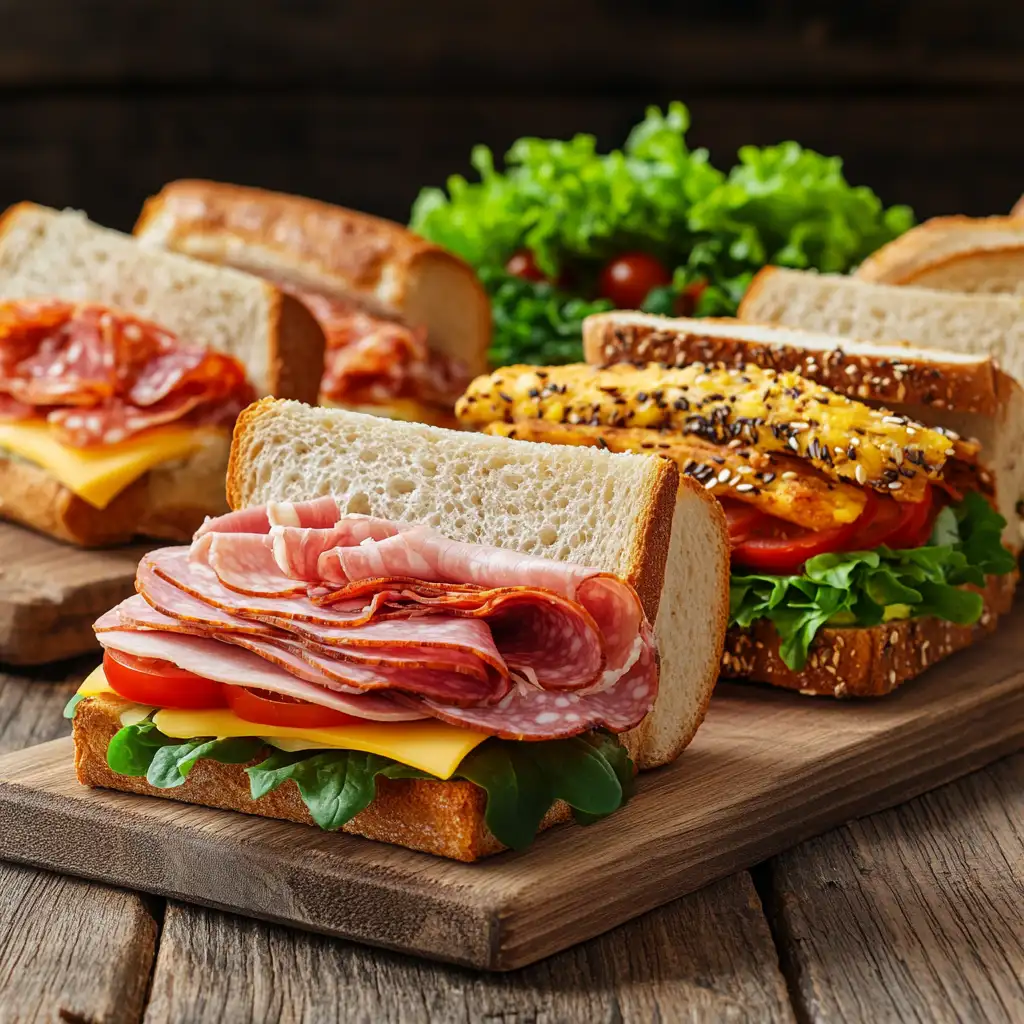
[[76, 667, 487, 779], [0, 420, 222, 509]]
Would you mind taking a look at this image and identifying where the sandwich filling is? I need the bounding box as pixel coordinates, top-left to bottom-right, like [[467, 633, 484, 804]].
[[457, 362, 1016, 671], [0, 300, 254, 508], [74, 497, 655, 848]]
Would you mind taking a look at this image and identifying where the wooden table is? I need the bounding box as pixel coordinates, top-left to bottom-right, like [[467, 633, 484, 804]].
[[1, 660, 1021, 1024]]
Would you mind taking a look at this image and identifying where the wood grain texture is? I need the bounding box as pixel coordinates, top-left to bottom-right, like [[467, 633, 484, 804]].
[[766, 751, 1024, 1024], [0, 667, 81, 754], [1, 604, 1022, 969], [145, 874, 794, 1024], [0, 521, 149, 665]]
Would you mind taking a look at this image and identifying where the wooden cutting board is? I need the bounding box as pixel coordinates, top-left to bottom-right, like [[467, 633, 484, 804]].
[[1, 605, 1022, 970], [0, 522, 150, 665]]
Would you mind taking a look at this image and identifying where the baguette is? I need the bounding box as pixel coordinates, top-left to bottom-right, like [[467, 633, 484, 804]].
[[73, 694, 570, 862], [0, 202, 325, 402], [854, 216, 1024, 295], [134, 180, 490, 379], [736, 267, 1024, 384], [227, 398, 730, 769], [723, 573, 1016, 697]]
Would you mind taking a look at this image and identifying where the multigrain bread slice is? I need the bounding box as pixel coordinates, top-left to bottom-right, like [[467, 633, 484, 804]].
[[228, 398, 730, 769], [0, 432, 231, 546], [582, 310, 1024, 551], [0, 202, 325, 402], [723, 573, 1016, 697], [736, 267, 1024, 384], [134, 180, 491, 378], [73, 694, 570, 862], [855, 216, 1024, 295]]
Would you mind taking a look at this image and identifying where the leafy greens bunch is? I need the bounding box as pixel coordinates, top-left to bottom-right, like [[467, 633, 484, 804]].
[[730, 493, 1015, 671], [411, 102, 914, 365]]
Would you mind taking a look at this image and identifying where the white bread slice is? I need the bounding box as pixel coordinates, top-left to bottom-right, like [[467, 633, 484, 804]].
[[855, 216, 1024, 294], [1013, 195, 1024, 217], [134, 180, 491, 377], [0, 202, 325, 402], [737, 267, 1024, 384], [228, 398, 730, 770], [583, 309, 1024, 551]]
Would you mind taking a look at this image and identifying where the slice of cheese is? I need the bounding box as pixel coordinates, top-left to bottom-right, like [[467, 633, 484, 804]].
[[0, 420, 222, 509], [76, 667, 487, 779]]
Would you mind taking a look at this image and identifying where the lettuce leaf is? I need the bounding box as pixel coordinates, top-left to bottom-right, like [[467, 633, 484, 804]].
[[103, 725, 635, 851], [730, 493, 1015, 671], [411, 102, 912, 364]]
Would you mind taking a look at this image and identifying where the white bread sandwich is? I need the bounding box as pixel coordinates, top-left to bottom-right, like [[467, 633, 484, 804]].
[[134, 180, 491, 427], [0, 203, 325, 546], [68, 400, 729, 860], [457, 312, 1019, 698], [855, 216, 1024, 295], [736, 267, 1024, 384]]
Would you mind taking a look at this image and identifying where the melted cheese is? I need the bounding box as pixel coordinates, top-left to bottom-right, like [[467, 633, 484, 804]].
[[0, 420, 221, 509], [76, 667, 486, 779]]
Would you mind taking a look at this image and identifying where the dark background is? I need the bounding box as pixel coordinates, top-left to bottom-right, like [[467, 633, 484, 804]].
[[2, 0, 1022, 232]]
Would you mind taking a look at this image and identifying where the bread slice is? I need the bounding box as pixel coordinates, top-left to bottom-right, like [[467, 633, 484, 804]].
[[854, 216, 1024, 295], [724, 572, 1016, 697], [1013, 195, 1024, 217], [228, 397, 730, 769], [134, 180, 491, 378], [0, 432, 231, 546], [73, 694, 570, 862], [0, 202, 325, 402], [737, 267, 1024, 385], [582, 310, 1024, 551]]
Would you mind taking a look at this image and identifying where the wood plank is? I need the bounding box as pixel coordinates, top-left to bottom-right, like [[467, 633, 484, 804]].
[[766, 751, 1024, 1023], [144, 874, 795, 1023], [0, 603, 1022, 969], [0, 521, 149, 665], [0, 665, 80, 753]]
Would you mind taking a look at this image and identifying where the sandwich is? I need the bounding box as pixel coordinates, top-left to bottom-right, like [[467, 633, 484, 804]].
[[0, 203, 324, 545], [736, 267, 1024, 384], [134, 180, 491, 427], [855, 216, 1024, 295], [456, 311, 1020, 698], [1012, 195, 1024, 217], [68, 400, 729, 860]]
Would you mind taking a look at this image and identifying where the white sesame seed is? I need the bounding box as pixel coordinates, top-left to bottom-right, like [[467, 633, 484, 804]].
[[882, 415, 905, 426], [718, 468, 731, 483], [788, 436, 799, 451], [781, 470, 798, 480], [855, 464, 867, 484], [735, 482, 755, 492], [888, 481, 902, 490]]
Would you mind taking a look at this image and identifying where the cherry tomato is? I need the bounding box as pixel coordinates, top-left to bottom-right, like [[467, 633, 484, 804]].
[[224, 686, 365, 729], [598, 252, 672, 309], [506, 249, 549, 283], [720, 498, 765, 545], [103, 650, 226, 709]]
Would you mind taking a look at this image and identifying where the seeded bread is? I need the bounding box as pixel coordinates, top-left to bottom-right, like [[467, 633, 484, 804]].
[[723, 572, 1016, 697], [855, 216, 1024, 294], [736, 267, 1024, 385], [134, 180, 490, 378], [73, 694, 569, 861], [228, 398, 730, 770], [0, 202, 325, 402]]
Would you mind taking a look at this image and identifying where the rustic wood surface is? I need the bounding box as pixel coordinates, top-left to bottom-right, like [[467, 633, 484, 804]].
[[0, 522, 148, 666], [1, 606, 1022, 970], [0, 655, 1021, 1018]]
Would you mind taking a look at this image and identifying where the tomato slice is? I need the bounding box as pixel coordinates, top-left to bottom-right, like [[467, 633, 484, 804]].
[[224, 686, 365, 729], [103, 650, 226, 709], [886, 489, 937, 549], [720, 498, 766, 544]]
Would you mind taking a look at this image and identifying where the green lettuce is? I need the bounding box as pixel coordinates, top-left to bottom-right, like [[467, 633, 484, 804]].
[[104, 724, 635, 851], [730, 492, 1016, 671], [411, 102, 913, 365]]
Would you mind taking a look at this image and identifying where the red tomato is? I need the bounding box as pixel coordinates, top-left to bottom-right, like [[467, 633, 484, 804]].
[[506, 249, 549, 283], [674, 279, 708, 317], [720, 498, 765, 544], [886, 489, 936, 549], [103, 650, 226, 709], [224, 686, 365, 729], [598, 252, 672, 309]]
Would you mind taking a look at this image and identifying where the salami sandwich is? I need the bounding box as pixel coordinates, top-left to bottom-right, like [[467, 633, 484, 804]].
[[0, 203, 324, 545], [134, 180, 491, 427], [69, 400, 729, 860], [456, 311, 1021, 698]]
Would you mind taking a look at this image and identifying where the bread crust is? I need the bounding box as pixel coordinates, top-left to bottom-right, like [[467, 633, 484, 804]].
[[73, 694, 571, 862], [135, 180, 490, 373], [582, 311, 1005, 415], [722, 572, 1017, 697]]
